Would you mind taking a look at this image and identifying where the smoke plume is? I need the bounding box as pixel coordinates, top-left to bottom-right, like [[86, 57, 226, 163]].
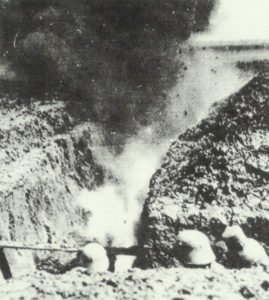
[[1, 0, 256, 248], [77, 46, 254, 247], [78, 127, 170, 247]]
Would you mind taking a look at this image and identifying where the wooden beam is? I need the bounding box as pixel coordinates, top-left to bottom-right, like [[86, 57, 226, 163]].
[[0, 242, 138, 256]]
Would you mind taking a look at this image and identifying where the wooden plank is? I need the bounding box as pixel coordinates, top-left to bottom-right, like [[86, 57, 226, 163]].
[[0, 242, 138, 256]]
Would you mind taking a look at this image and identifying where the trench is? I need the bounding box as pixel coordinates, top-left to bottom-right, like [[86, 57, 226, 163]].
[[0, 47, 266, 278]]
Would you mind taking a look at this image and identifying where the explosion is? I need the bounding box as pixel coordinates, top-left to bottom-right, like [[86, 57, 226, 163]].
[[0, 0, 256, 248]]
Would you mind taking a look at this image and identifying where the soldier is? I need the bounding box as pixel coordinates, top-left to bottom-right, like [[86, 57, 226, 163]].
[[77, 243, 109, 272], [176, 230, 216, 267], [222, 225, 269, 268]]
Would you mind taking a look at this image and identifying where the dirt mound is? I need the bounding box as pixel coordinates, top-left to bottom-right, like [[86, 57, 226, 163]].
[[138, 71, 269, 268], [0, 96, 103, 279]]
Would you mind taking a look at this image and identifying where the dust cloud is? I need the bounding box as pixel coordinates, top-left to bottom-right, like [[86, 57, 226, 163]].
[[77, 3, 256, 247], [77, 45, 254, 247]]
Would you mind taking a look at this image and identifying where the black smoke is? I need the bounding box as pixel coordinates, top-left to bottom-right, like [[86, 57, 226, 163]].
[[0, 0, 216, 141]]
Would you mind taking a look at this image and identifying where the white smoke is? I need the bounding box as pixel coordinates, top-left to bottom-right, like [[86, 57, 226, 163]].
[[78, 127, 170, 247], [77, 41, 256, 249]]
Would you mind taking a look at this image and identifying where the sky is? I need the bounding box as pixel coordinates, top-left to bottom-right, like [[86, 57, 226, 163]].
[[192, 0, 269, 44]]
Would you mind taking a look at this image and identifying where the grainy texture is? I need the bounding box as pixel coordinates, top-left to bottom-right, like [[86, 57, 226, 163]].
[[1, 267, 269, 299], [0, 97, 103, 277], [138, 72, 269, 268]]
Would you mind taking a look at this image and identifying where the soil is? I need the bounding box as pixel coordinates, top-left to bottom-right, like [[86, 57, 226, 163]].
[[1, 266, 269, 300], [1, 71, 269, 299], [0, 95, 103, 280], [138, 71, 269, 269]]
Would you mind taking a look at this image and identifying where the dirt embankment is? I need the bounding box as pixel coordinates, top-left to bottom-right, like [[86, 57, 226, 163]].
[[1, 73, 269, 299], [138, 71, 269, 269], [0, 96, 103, 278]]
